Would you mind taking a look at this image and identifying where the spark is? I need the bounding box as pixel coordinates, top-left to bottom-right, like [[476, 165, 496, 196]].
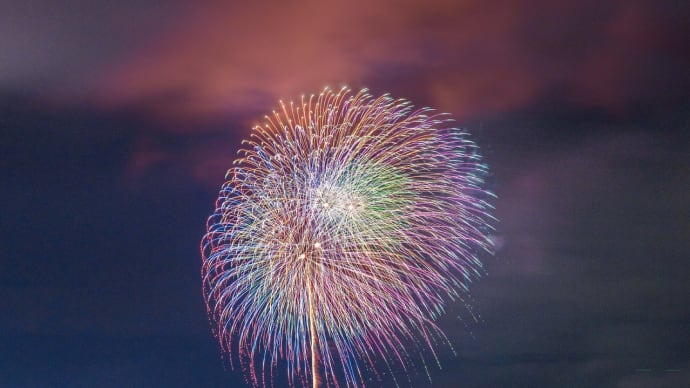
[[201, 87, 494, 387]]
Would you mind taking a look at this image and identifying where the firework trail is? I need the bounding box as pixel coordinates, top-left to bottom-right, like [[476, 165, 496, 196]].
[[201, 87, 494, 387]]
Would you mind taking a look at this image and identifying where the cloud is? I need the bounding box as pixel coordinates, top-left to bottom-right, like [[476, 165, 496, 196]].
[[0, 0, 188, 93], [84, 0, 689, 125], [4, 0, 687, 187]]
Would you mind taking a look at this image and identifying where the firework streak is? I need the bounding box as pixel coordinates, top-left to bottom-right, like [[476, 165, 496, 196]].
[[201, 88, 494, 387]]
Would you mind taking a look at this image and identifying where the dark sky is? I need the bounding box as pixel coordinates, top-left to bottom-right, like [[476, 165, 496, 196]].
[[1, 0, 689, 387]]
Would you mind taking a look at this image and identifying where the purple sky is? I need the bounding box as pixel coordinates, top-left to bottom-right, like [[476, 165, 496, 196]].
[[1, 1, 689, 386]]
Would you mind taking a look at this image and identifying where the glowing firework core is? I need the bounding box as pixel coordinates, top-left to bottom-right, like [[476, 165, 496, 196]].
[[202, 87, 494, 387]]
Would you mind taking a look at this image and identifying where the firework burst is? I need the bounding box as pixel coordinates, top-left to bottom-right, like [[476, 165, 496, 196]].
[[201, 87, 494, 387]]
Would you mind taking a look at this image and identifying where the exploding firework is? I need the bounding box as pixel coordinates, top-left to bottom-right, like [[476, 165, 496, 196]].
[[201, 87, 494, 387]]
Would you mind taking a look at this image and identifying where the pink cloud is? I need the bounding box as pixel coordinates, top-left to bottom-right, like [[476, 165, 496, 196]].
[[89, 0, 685, 126], [76, 0, 687, 187]]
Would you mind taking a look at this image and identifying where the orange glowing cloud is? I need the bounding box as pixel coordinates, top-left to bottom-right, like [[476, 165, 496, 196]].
[[87, 0, 687, 185], [73, 0, 688, 126], [93, 0, 421, 122], [87, 1, 540, 122]]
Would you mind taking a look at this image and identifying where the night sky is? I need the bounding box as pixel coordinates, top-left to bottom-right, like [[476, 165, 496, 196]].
[[2, 1, 689, 387]]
